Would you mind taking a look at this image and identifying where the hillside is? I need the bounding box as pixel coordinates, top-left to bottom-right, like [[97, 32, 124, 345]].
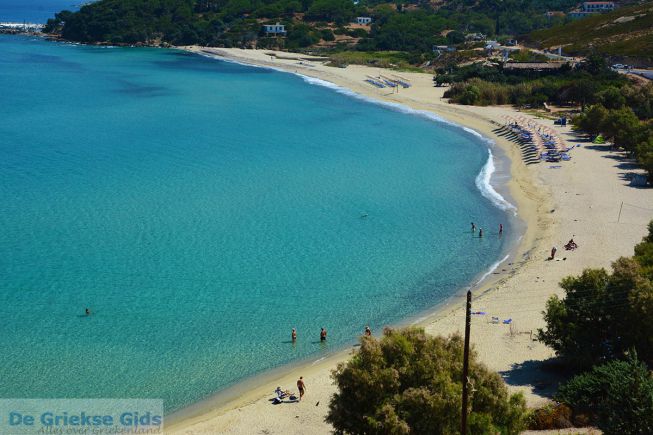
[[528, 1, 653, 63], [44, 0, 578, 51]]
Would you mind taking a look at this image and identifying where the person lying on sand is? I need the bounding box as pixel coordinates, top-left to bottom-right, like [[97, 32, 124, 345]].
[[274, 387, 293, 398], [564, 239, 578, 250]]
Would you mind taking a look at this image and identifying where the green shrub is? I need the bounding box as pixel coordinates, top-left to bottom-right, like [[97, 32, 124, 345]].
[[528, 403, 573, 430], [538, 225, 653, 370], [326, 327, 527, 435], [557, 353, 653, 434]]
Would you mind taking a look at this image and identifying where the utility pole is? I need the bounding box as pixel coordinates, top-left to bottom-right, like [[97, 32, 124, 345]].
[[461, 290, 472, 434]]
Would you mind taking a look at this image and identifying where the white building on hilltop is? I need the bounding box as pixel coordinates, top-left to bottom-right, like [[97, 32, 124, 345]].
[[570, 2, 615, 19], [582, 2, 615, 12], [356, 17, 372, 25], [263, 23, 286, 36]]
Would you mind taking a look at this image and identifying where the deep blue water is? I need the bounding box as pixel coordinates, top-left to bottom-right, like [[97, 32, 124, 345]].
[[0, 35, 512, 412], [0, 0, 78, 23]]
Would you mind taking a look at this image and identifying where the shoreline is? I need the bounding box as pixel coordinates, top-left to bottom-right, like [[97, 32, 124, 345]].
[[166, 47, 551, 433]]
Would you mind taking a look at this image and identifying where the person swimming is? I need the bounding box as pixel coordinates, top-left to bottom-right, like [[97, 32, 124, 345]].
[[85, 308, 91, 316]]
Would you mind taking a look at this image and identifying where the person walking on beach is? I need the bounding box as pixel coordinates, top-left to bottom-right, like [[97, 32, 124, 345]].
[[297, 376, 306, 401], [320, 327, 327, 342], [471, 222, 476, 232], [550, 246, 557, 260], [364, 326, 372, 336], [291, 328, 297, 342]]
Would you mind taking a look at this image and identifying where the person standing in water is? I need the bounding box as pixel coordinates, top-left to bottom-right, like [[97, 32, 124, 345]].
[[320, 327, 327, 342], [479, 228, 483, 238], [364, 326, 372, 336], [291, 328, 297, 342], [471, 222, 476, 232], [499, 224, 503, 235], [297, 376, 306, 401], [85, 308, 91, 316]]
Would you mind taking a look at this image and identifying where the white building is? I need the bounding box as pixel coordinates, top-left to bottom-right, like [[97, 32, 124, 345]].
[[263, 23, 286, 35], [570, 2, 615, 19], [356, 17, 372, 25], [582, 2, 615, 12]]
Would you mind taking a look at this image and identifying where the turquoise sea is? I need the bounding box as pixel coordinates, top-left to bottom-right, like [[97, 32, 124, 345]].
[[0, 35, 515, 412], [0, 0, 79, 23]]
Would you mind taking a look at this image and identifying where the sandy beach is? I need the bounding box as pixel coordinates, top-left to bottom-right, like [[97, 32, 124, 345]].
[[167, 47, 653, 434]]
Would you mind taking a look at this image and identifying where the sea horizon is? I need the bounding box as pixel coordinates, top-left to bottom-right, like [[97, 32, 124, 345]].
[[0, 0, 79, 24]]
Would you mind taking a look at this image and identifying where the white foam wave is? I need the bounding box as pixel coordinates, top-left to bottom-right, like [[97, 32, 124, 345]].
[[475, 253, 510, 286], [293, 74, 519, 217], [475, 149, 517, 214], [311, 356, 327, 365], [194, 51, 517, 215]]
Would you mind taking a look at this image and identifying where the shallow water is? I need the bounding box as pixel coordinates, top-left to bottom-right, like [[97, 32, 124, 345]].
[[0, 35, 512, 411]]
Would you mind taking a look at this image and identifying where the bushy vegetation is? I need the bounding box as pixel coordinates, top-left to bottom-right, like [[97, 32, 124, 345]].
[[326, 327, 528, 434], [440, 56, 653, 181], [556, 354, 653, 434], [574, 83, 653, 181], [528, 2, 653, 61], [327, 50, 425, 70], [538, 221, 653, 370], [527, 403, 573, 430], [537, 223, 653, 432], [440, 56, 626, 107], [44, 0, 580, 49]]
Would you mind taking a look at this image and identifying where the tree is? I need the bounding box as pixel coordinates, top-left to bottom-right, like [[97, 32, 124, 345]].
[[636, 136, 653, 184], [574, 104, 608, 137], [538, 226, 653, 369], [602, 107, 644, 152], [446, 30, 465, 44], [557, 353, 653, 434], [583, 54, 608, 75], [306, 0, 354, 24], [633, 219, 653, 297], [326, 327, 527, 434], [565, 78, 598, 110], [538, 268, 613, 369], [598, 86, 626, 110], [459, 84, 481, 105]]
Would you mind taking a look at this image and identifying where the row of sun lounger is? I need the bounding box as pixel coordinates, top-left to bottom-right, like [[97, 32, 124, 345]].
[[503, 115, 572, 162], [364, 75, 412, 89], [365, 77, 386, 88]]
